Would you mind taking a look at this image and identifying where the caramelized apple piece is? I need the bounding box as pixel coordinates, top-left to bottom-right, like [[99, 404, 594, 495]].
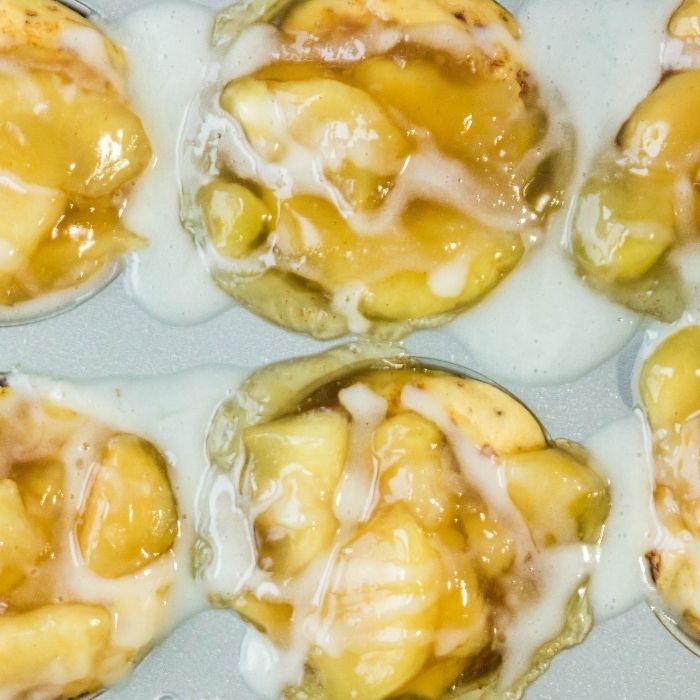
[[396, 655, 467, 698], [221, 77, 410, 210], [572, 170, 676, 283], [418, 374, 547, 455], [0, 0, 125, 90], [198, 179, 272, 258], [274, 196, 523, 321], [77, 434, 177, 578], [0, 181, 66, 275], [230, 592, 293, 645], [459, 504, 515, 579], [650, 550, 700, 636], [0, 604, 111, 694], [0, 479, 46, 595], [245, 410, 349, 574], [311, 504, 442, 700], [670, 0, 700, 37], [506, 448, 610, 546], [619, 71, 700, 168], [361, 203, 523, 321], [640, 326, 700, 432], [434, 549, 490, 658], [0, 70, 151, 197], [352, 57, 539, 172], [0, 1, 151, 311], [19, 201, 144, 300], [373, 412, 456, 530], [11, 457, 65, 544]]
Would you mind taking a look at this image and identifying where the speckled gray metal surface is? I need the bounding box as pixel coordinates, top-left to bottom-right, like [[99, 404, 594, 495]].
[[2, 0, 698, 697]]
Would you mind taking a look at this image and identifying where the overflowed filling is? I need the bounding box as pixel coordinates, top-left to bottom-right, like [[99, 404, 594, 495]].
[[0, 0, 151, 313], [640, 325, 700, 640], [199, 352, 610, 700], [570, 0, 700, 321], [0, 380, 178, 699], [187, 0, 572, 339]]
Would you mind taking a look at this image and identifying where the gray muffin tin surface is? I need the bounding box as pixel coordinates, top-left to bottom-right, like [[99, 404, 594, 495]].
[[2, 0, 698, 697]]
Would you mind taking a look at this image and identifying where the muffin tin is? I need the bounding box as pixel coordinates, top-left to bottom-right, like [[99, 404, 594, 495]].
[[3, 0, 700, 697]]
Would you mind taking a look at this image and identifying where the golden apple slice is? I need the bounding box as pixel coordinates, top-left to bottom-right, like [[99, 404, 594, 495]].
[[0, 69, 151, 198], [351, 57, 537, 169], [244, 410, 348, 574], [198, 179, 272, 258], [417, 374, 547, 455], [310, 504, 442, 700], [361, 203, 523, 321], [669, 0, 700, 38], [459, 504, 515, 579], [0, 478, 46, 595], [274, 195, 523, 322], [506, 448, 610, 546], [396, 655, 468, 699], [434, 550, 490, 659], [640, 326, 700, 432], [0, 180, 66, 275], [77, 434, 177, 579], [0, 603, 111, 694], [373, 412, 456, 531], [230, 592, 293, 645], [0, 0, 125, 92], [11, 457, 64, 545], [282, 0, 518, 40], [620, 71, 700, 167], [572, 170, 676, 283], [19, 200, 144, 303]]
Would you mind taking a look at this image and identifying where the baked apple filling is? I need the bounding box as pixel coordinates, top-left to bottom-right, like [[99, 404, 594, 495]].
[[0, 0, 151, 317], [199, 347, 610, 699], [186, 0, 572, 339], [640, 325, 700, 642], [665, 0, 700, 70], [0, 378, 178, 699], [570, 1, 700, 320]]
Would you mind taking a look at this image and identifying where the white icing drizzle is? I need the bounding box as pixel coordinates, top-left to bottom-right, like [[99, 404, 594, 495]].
[[104, 2, 232, 325], [497, 544, 594, 688], [239, 628, 307, 699], [447, 232, 641, 386], [664, 37, 700, 71], [428, 253, 472, 298], [331, 283, 371, 335], [585, 414, 659, 621], [335, 383, 387, 525], [200, 472, 256, 601]]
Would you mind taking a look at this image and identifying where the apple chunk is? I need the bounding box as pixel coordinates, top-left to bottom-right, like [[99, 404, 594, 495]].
[[77, 434, 177, 579], [244, 410, 349, 575]]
